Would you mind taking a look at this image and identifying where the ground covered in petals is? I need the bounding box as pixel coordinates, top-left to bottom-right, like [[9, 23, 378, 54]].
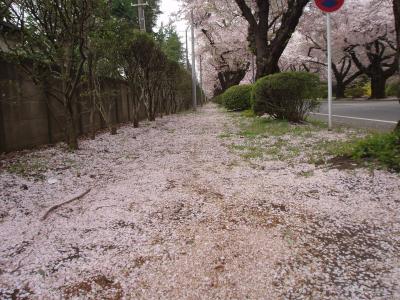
[[1, 104, 399, 299]]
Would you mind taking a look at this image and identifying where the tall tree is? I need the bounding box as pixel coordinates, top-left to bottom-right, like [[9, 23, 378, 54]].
[[295, 7, 362, 98], [234, 0, 309, 79], [182, 0, 251, 95], [394, 0, 400, 71], [0, 0, 12, 21], [4, 0, 93, 149], [85, 4, 124, 138], [344, 0, 397, 99], [156, 24, 184, 63]]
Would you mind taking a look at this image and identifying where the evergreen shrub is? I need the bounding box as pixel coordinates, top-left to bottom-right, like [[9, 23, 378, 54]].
[[251, 72, 320, 122]]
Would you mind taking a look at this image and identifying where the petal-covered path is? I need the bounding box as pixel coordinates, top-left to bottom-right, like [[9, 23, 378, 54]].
[[1, 104, 399, 299]]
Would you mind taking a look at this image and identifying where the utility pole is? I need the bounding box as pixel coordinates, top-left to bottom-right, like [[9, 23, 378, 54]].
[[199, 55, 203, 106], [185, 26, 190, 71], [191, 10, 197, 111], [132, 1, 148, 32]]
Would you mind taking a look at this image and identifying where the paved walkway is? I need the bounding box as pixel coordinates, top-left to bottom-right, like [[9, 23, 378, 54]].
[[1, 104, 399, 299]]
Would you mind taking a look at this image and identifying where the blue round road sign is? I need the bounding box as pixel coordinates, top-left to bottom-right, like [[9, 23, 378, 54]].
[[315, 0, 344, 13]]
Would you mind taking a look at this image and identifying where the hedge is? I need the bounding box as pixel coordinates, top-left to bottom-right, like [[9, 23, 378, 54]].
[[251, 72, 320, 122], [221, 84, 253, 111]]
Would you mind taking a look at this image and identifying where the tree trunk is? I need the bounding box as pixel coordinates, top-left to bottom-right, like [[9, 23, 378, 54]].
[[370, 74, 387, 99], [131, 84, 140, 128], [146, 91, 156, 122], [107, 102, 117, 135], [133, 96, 139, 128], [217, 68, 248, 93], [132, 92, 139, 128], [87, 52, 96, 140], [336, 81, 346, 98], [158, 89, 163, 119], [255, 36, 280, 79], [65, 104, 78, 150], [110, 126, 117, 135], [89, 106, 96, 139], [62, 43, 79, 150], [132, 89, 139, 128], [234, 0, 308, 79], [394, 0, 400, 62]]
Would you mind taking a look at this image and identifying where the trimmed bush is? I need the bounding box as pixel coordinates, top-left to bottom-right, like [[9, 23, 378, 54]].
[[345, 85, 365, 98], [251, 72, 320, 122], [317, 82, 328, 99], [221, 84, 252, 111], [363, 81, 372, 97], [213, 94, 224, 105], [386, 81, 400, 97], [345, 78, 371, 98]]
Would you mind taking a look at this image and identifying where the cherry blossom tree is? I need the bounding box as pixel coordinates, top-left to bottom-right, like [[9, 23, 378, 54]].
[[233, 0, 310, 79], [343, 0, 397, 98], [393, 0, 400, 72], [293, 5, 363, 98], [182, 0, 251, 96]]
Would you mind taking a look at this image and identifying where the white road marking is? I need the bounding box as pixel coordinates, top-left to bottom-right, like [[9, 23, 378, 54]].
[[310, 113, 397, 124]]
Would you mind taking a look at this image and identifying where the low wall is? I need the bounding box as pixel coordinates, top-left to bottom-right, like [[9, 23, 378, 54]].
[[0, 59, 193, 152]]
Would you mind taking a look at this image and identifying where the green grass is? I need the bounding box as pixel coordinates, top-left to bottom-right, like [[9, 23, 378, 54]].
[[238, 118, 288, 137], [225, 110, 399, 172], [306, 138, 359, 165], [218, 132, 232, 139], [228, 113, 323, 162], [7, 158, 48, 179], [240, 109, 256, 118], [340, 132, 400, 171], [229, 144, 264, 160], [307, 131, 400, 172], [238, 115, 323, 139], [6, 156, 78, 178], [306, 118, 328, 129], [240, 147, 264, 159]]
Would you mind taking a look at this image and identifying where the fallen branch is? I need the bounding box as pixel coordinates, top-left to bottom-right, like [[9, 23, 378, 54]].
[[41, 188, 91, 221], [95, 205, 117, 211]]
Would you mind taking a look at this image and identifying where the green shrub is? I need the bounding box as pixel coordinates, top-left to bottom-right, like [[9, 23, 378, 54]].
[[221, 84, 253, 111], [345, 79, 371, 98], [251, 72, 320, 122], [386, 81, 400, 97], [345, 85, 365, 98], [363, 81, 372, 97], [350, 132, 400, 172], [317, 82, 328, 99], [212, 94, 224, 105]]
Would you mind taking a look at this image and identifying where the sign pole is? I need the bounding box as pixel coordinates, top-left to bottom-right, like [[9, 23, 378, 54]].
[[191, 10, 197, 111], [315, 0, 344, 131], [327, 12, 333, 130]]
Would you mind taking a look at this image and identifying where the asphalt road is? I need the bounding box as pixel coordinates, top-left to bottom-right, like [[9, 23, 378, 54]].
[[310, 100, 400, 131]]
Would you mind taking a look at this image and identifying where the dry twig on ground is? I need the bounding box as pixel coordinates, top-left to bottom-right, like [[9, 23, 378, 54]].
[[41, 189, 91, 221]]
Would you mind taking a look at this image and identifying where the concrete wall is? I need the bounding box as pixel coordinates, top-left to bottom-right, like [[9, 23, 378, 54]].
[[0, 59, 192, 152]]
